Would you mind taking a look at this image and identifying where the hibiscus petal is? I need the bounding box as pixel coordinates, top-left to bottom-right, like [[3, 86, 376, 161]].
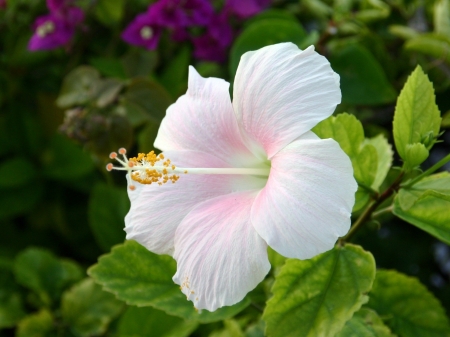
[[155, 66, 258, 167], [233, 43, 341, 158], [251, 131, 357, 259], [125, 150, 265, 256], [173, 191, 270, 311]]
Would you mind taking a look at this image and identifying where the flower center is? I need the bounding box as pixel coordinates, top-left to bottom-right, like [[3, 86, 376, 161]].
[[36, 21, 55, 37], [107, 148, 271, 190], [140, 26, 153, 40]]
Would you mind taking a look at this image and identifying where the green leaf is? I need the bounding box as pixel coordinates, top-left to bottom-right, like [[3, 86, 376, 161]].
[[14, 248, 83, 305], [389, 25, 419, 40], [230, 19, 307, 78], [354, 187, 371, 212], [246, 9, 298, 25], [0, 264, 26, 328], [117, 306, 198, 337], [329, 44, 397, 105], [0, 182, 44, 220], [0, 157, 37, 189], [42, 134, 94, 181], [137, 121, 160, 152], [434, 0, 450, 36], [394, 172, 450, 244], [263, 244, 376, 337], [95, 0, 124, 26], [95, 78, 124, 108], [122, 49, 158, 78], [158, 45, 191, 99], [88, 240, 251, 323], [90, 57, 127, 79], [313, 113, 378, 188], [16, 310, 54, 337], [56, 66, 101, 108], [392, 66, 441, 167], [404, 34, 450, 65], [336, 308, 396, 337], [123, 78, 172, 122], [367, 270, 450, 337], [442, 110, 450, 128], [88, 183, 129, 251], [61, 278, 123, 337], [363, 135, 393, 190]]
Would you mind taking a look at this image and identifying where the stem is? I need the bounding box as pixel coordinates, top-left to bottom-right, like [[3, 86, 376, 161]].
[[114, 166, 271, 176], [340, 172, 404, 243], [401, 153, 450, 189], [372, 205, 393, 219]]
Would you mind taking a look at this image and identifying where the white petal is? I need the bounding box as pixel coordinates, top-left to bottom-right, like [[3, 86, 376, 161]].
[[251, 131, 357, 259], [155, 66, 258, 167], [125, 150, 265, 256], [173, 191, 270, 311], [233, 43, 341, 158]]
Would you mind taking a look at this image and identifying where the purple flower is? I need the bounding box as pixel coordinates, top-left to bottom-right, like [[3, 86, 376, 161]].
[[121, 12, 162, 50], [28, 14, 74, 50], [193, 12, 233, 62], [182, 0, 214, 26], [28, 0, 84, 51], [225, 0, 271, 18]]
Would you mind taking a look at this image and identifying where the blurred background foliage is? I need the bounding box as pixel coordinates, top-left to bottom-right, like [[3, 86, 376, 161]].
[[1, 0, 450, 336]]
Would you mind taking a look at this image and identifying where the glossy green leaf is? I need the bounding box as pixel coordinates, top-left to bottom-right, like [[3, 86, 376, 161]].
[[14, 248, 83, 305], [367, 270, 450, 337], [404, 34, 450, 64], [123, 78, 172, 122], [42, 134, 95, 180], [313, 113, 379, 188], [230, 19, 306, 78], [263, 244, 376, 337], [363, 135, 393, 190], [62, 278, 123, 337], [0, 157, 37, 189], [117, 306, 198, 337], [336, 308, 396, 337], [88, 183, 128, 251], [16, 310, 54, 337], [393, 66, 441, 167], [88, 240, 251, 323], [56, 66, 101, 108], [394, 172, 450, 244], [434, 0, 450, 36], [95, 0, 124, 26], [329, 44, 396, 105]]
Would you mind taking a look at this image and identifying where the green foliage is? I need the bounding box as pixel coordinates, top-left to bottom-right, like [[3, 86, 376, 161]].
[[336, 308, 395, 337], [393, 66, 441, 170], [95, 0, 125, 26], [0, 157, 37, 188], [263, 244, 376, 337], [313, 113, 393, 210], [88, 240, 251, 322], [88, 183, 129, 251], [394, 172, 450, 244], [434, 0, 450, 36], [367, 270, 450, 337], [404, 34, 450, 66], [117, 306, 199, 337], [61, 278, 123, 337], [16, 310, 54, 337], [329, 44, 397, 105], [14, 248, 83, 306], [229, 18, 307, 78], [0, 264, 26, 328]]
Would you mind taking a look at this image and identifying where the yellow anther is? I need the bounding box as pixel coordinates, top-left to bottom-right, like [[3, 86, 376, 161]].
[[172, 165, 176, 170]]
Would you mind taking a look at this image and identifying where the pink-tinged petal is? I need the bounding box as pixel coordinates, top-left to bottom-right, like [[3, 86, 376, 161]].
[[125, 150, 265, 256], [251, 131, 357, 259], [173, 191, 270, 311], [233, 43, 341, 158], [154, 67, 259, 167]]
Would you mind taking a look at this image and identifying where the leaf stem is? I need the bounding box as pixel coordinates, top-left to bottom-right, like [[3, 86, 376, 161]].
[[401, 153, 450, 189], [340, 172, 404, 243]]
